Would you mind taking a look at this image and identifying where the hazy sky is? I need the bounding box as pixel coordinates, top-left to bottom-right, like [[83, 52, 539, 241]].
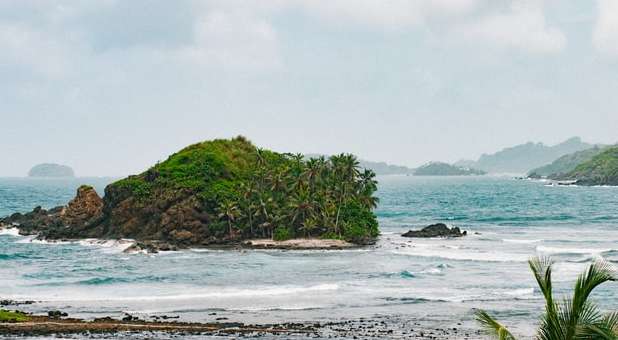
[[1, 0, 617, 177]]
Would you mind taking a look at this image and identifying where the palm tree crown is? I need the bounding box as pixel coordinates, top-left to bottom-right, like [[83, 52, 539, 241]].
[[476, 257, 617, 340]]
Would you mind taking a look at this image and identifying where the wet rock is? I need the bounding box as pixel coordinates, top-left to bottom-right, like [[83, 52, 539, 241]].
[[61, 185, 104, 227], [402, 223, 467, 238], [123, 240, 178, 254], [122, 313, 139, 322], [0, 299, 35, 306], [47, 310, 68, 318]]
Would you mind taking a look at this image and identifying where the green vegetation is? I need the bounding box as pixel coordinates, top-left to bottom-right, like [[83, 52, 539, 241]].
[[527, 146, 607, 179], [476, 257, 617, 340], [113, 136, 379, 243], [0, 310, 29, 322], [562, 146, 618, 186], [414, 162, 486, 176]]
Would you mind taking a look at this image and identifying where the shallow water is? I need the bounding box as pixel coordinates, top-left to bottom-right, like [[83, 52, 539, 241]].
[[1, 176, 617, 338]]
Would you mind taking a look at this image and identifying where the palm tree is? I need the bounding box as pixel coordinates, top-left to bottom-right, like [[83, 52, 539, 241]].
[[331, 154, 361, 235], [288, 188, 315, 231], [218, 200, 240, 238], [476, 257, 617, 340], [358, 169, 379, 209], [238, 182, 257, 236]]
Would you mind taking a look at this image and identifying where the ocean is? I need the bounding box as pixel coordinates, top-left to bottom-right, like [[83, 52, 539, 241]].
[[1, 176, 617, 339]]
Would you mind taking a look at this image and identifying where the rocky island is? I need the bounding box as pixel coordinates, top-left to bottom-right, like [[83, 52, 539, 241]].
[[414, 162, 485, 176], [402, 223, 467, 238], [27, 163, 75, 178], [1, 137, 379, 250]]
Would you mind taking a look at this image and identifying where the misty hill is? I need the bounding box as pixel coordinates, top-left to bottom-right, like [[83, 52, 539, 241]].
[[28, 163, 75, 178], [558, 146, 618, 185], [527, 146, 609, 179], [414, 162, 486, 176], [455, 137, 593, 174], [306, 154, 415, 175]]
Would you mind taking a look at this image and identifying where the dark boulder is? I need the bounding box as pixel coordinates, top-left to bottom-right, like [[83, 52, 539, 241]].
[[402, 223, 467, 238]]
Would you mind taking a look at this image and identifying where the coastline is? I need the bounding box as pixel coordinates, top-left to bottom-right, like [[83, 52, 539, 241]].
[[0, 226, 365, 252], [0, 310, 479, 339], [242, 238, 358, 250]]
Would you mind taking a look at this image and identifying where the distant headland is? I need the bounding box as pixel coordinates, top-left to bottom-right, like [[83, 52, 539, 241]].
[[28, 163, 75, 178]]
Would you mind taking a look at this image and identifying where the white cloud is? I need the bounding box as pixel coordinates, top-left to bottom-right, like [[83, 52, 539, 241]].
[[457, 1, 566, 54], [178, 10, 280, 70], [298, 0, 480, 30], [0, 23, 76, 77], [593, 0, 618, 55]]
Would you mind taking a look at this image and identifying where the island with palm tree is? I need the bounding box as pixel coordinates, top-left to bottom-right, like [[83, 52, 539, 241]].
[[1, 136, 380, 251]]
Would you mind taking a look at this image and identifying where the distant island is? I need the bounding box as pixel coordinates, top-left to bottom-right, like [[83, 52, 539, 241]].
[[357, 160, 415, 175], [527, 146, 608, 179], [2, 137, 379, 250], [28, 163, 75, 178], [305, 154, 415, 175], [414, 162, 486, 176], [456, 137, 593, 174]]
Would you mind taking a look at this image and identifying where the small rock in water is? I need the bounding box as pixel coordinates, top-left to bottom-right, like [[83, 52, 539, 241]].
[[47, 310, 68, 318], [402, 223, 466, 238]]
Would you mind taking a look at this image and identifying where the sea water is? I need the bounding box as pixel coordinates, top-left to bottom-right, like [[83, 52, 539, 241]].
[[1, 176, 617, 338]]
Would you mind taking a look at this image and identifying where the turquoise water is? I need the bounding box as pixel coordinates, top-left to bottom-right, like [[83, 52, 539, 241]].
[[1, 176, 617, 338]]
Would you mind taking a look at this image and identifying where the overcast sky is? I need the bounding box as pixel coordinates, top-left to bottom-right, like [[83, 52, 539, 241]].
[[1, 0, 617, 177]]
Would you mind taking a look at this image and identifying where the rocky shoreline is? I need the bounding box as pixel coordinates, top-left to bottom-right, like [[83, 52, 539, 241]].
[[0, 225, 362, 253], [0, 310, 481, 339], [0, 184, 377, 252]]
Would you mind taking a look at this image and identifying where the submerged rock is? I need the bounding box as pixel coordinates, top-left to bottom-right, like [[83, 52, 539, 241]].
[[402, 223, 466, 238]]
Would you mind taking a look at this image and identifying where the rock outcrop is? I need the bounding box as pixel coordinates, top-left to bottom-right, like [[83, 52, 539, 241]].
[[0, 186, 104, 238], [61, 185, 103, 227], [402, 223, 466, 238]]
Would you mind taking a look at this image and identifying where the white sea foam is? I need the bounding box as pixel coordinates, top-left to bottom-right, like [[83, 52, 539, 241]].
[[0, 227, 20, 236], [15, 236, 56, 244], [419, 268, 443, 275], [503, 288, 534, 297], [391, 244, 528, 262], [8, 283, 340, 303], [503, 239, 542, 244], [403, 287, 535, 303], [537, 246, 614, 255], [14, 237, 134, 253]]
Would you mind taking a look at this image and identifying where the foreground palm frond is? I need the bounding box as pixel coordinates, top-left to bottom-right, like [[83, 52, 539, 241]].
[[476, 256, 617, 340], [475, 310, 517, 340]]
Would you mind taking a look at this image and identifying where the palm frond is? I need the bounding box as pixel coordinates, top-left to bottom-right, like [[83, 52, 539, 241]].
[[578, 312, 618, 340], [573, 261, 616, 308], [567, 261, 617, 338], [475, 310, 517, 340], [529, 257, 555, 306]]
